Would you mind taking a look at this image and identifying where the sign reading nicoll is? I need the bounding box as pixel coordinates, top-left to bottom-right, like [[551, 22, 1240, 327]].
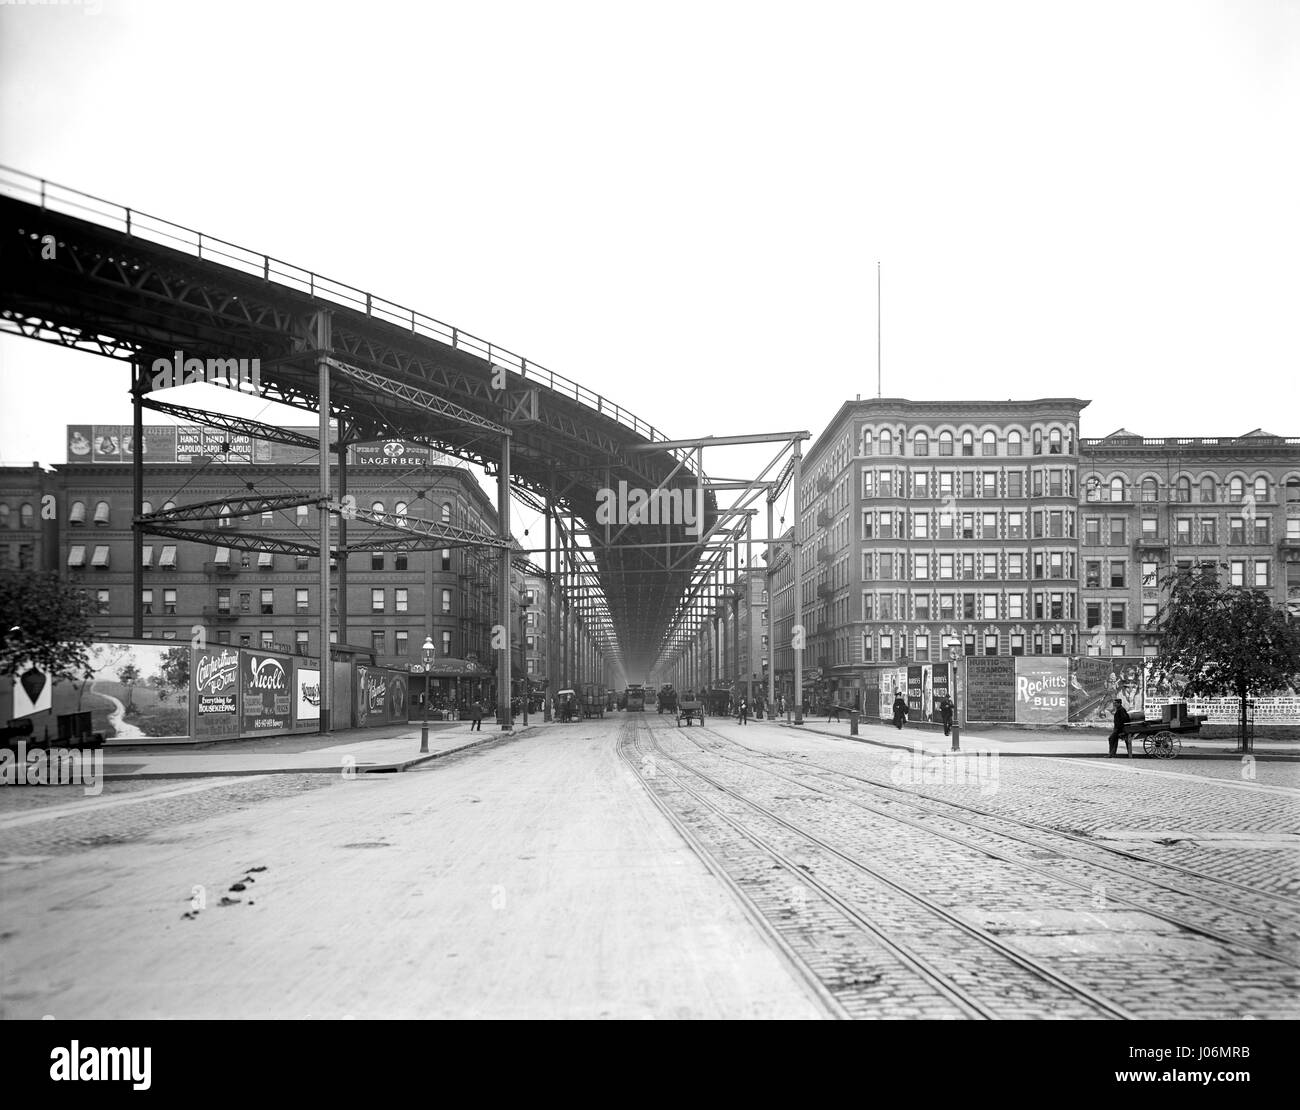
[[150, 350, 261, 392], [594, 481, 701, 535]]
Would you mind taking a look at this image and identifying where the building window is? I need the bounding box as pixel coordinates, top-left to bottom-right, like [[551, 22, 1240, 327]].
[[914, 431, 929, 456], [240, 591, 252, 613], [93, 500, 110, 525], [1143, 602, 1158, 628], [372, 552, 385, 571], [441, 631, 453, 656], [1010, 633, 1024, 655], [913, 634, 929, 661], [1140, 478, 1158, 502], [938, 593, 954, 620], [395, 501, 408, 525], [1175, 518, 1192, 544], [395, 551, 409, 571], [913, 593, 930, 620], [961, 513, 975, 540], [982, 592, 998, 619], [1109, 477, 1125, 502], [914, 553, 930, 579], [296, 631, 310, 654], [95, 589, 110, 615], [371, 630, 386, 654], [142, 589, 153, 615], [218, 504, 233, 528], [295, 555, 310, 571], [861, 634, 873, 661], [1110, 602, 1126, 629], [1229, 517, 1245, 545], [879, 429, 893, 455], [937, 513, 954, 540], [1048, 428, 1062, 455], [1142, 561, 1158, 586], [1008, 593, 1023, 619], [396, 588, 409, 613], [938, 431, 953, 456], [371, 501, 386, 517], [963, 593, 977, 619], [1006, 511, 1024, 540], [1008, 553, 1024, 579], [69, 500, 86, 525], [296, 588, 309, 613], [1175, 477, 1191, 503], [1110, 561, 1126, 588], [1228, 477, 1244, 502], [961, 431, 974, 456], [964, 634, 977, 656], [1050, 633, 1064, 654], [260, 588, 273, 615], [879, 634, 893, 662], [91, 545, 110, 568], [982, 472, 997, 498], [218, 588, 232, 614], [441, 549, 452, 571], [912, 512, 928, 540], [982, 430, 997, 456], [1254, 477, 1268, 502], [984, 634, 999, 655], [861, 430, 873, 456], [1006, 430, 1022, 456], [395, 630, 409, 656], [297, 504, 309, 525], [372, 588, 385, 613], [441, 588, 452, 613], [982, 553, 998, 578], [1110, 519, 1125, 546], [441, 503, 452, 525], [1254, 560, 1269, 587], [914, 472, 929, 498]]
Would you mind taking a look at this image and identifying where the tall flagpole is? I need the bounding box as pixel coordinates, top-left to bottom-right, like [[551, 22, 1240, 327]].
[[876, 259, 882, 398]]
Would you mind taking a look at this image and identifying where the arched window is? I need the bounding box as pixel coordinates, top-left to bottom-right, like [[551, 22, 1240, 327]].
[[861, 429, 873, 456], [1007, 430, 1022, 456], [218, 504, 232, 528], [0, 504, 8, 528], [163, 500, 176, 512], [961, 431, 974, 456], [1032, 428, 1043, 455], [1228, 477, 1244, 502], [1109, 477, 1125, 502], [1253, 476, 1268, 502], [395, 501, 408, 525], [938, 431, 954, 457], [1287, 477, 1300, 504], [879, 429, 893, 455], [982, 431, 997, 456], [1048, 428, 1062, 454], [1199, 477, 1216, 503], [141, 500, 153, 516], [441, 503, 452, 525], [93, 500, 110, 525], [1084, 477, 1101, 502], [1175, 477, 1191, 503], [1140, 477, 1158, 502], [20, 503, 34, 528], [913, 431, 929, 457], [69, 500, 86, 525]]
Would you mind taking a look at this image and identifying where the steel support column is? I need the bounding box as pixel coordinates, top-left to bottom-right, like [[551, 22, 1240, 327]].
[[792, 439, 803, 725], [131, 360, 144, 640], [316, 311, 333, 734], [498, 432, 512, 730]]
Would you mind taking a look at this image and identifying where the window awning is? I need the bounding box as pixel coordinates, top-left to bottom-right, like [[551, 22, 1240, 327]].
[[67, 545, 86, 567], [258, 552, 273, 568], [142, 545, 153, 567], [69, 501, 86, 524], [91, 546, 110, 567], [214, 547, 231, 565], [93, 502, 110, 524], [159, 546, 177, 568]]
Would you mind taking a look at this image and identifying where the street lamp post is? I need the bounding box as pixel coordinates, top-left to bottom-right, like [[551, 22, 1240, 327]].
[[420, 636, 435, 753]]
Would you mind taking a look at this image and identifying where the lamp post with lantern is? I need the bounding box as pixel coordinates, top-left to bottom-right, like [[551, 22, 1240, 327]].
[[420, 635, 435, 753]]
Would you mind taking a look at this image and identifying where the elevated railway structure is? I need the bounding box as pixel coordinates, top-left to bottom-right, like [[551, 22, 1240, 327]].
[[0, 167, 727, 726]]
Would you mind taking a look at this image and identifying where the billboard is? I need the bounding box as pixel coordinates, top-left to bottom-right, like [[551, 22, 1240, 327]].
[[349, 442, 432, 468], [877, 666, 908, 718], [192, 646, 241, 741], [1069, 657, 1145, 724], [67, 425, 178, 464], [240, 651, 293, 734], [1015, 658, 1070, 725], [965, 656, 1016, 724], [355, 665, 389, 728], [295, 663, 322, 726]]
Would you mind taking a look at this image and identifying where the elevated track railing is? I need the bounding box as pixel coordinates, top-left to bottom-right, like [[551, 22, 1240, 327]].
[[0, 165, 700, 474]]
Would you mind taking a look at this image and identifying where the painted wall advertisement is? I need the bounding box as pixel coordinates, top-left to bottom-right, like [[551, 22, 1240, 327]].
[[877, 667, 908, 718], [355, 666, 388, 728], [1068, 657, 1145, 723], [192, 647, 241, 741], [240, 651, 293, 734], [295, 664, 322, 726], [67, 425, 178, 464], [386, 671, 409, 724]]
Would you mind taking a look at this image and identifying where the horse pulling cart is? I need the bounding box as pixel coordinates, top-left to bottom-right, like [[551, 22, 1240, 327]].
[[1121, 701, 1206, 759]]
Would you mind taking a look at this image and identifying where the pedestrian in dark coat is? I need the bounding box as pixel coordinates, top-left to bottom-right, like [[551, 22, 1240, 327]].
[[1107, 699, 1132, 757], [470, 701, 484, 731], [737, 698, 748, 724], [939, 696, 954, 737], [892, 694, 908, 729]]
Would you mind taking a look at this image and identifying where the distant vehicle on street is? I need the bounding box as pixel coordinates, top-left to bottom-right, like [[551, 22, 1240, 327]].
[[657, 684, 677, 714], [625, 684, 646, 712]]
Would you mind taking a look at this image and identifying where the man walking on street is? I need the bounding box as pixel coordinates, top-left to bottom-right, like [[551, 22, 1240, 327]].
[[939, 695, 954, 737], [470, 700, 483, 731], [1108, 698, 1132, 757], [737, 698, 748, 725]]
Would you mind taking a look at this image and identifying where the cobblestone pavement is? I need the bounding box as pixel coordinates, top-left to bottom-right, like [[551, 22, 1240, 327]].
[[629, 715, 1299, 1020]]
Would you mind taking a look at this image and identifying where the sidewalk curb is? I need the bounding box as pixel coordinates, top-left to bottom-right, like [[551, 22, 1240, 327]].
[[771, 721, 1300, 761]]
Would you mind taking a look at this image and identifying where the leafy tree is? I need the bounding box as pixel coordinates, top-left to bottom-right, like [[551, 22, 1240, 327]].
[[118, 663, 141, 713], [1147, 564, 1300, 751], [153, 646, 191, 703], [0, 571, 95, 682]]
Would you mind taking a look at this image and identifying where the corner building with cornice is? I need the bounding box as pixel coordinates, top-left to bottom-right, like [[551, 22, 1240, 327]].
[[799, 398, 1090, 709]]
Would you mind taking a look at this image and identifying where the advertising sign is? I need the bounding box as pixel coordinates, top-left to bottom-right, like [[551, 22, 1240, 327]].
[[965, 656, 1015, 723], [349, 441, 431, 468], [1015, 658, 1070, 725], [192, 647, 241, 741], [878, 666, 908, 718], [295, 664, 322, 725], [930, 664, 951, 722], [355, 665, 389, 728], [240, 651, 293, 734], [177, 426, 253, 463], [385, 671, 409, 724], [1069, 657, 1144, 724]]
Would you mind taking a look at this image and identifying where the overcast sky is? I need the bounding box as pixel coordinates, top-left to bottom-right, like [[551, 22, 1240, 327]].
[[1, 0, 1297, 535]]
